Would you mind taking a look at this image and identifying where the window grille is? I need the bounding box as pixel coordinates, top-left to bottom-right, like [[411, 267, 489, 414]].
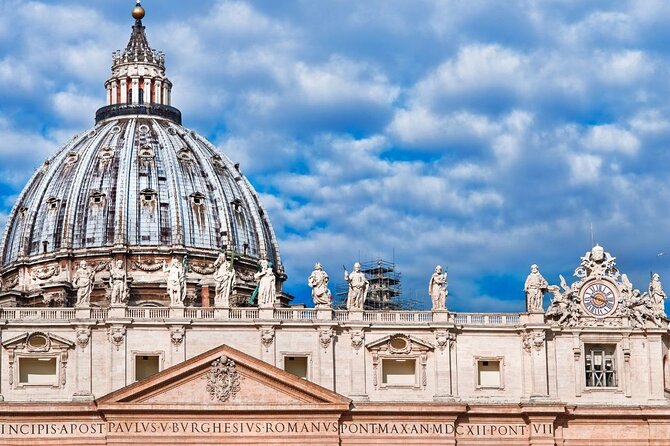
[[585, 345, 617, 387]]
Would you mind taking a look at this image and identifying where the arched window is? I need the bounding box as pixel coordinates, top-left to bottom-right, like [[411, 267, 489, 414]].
[[128, 88, 133, 104], [138, 87, 144, 105]]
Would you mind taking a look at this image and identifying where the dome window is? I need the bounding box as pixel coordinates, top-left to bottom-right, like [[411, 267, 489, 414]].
[[18, 206, 27, 218], [177, 148, 193, 162], [46, 197, 60, 211], [99, 147, 114, 160], [138, 124, 150, 134], [138, 146, 155, 160], [140, 188, 157, 205], [90, 192, 106, 207], [65, 152, 79, 165], [231, 199, 243, 214], [211, 155, 226, 170], [110, 125, 122, 134], [190, 193, 205, 207]]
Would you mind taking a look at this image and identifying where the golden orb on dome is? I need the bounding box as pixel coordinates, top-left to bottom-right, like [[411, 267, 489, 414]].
[[132, 3, 145, 20]]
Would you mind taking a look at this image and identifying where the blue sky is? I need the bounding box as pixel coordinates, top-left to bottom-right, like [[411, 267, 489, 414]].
[[1, 0, 670, 311]]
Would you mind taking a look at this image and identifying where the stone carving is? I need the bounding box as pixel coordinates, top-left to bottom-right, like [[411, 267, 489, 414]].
[[350, 330, 364, 351], [133, 259, 164, 272], [170, 326, 185, 346], [260, 328, 274, 351], [522, 332, 546, 352], [546, 246, 665, 329], [75, 327, 91, 349], [345, 262, 369, 310], [205, 355, 241, 403], [109, 260, 129, 305], [319, 329, 334, 349], [524, 264, 548, 313], [163, 258, 186, 307], [3, 275, 18, 290], [107, 326, 126, 350], [650, 273, 667, 321], [308, 263, 331, 307], [190, 263, 216, 275], [213, 252, 235, 308], [31, 265, 60, 281], [435, 331, 455, 351], [73, 261, 96, 307], [574, 244, 619, 280], [254, 259, 276, 308], [428, 265, 448, 310]]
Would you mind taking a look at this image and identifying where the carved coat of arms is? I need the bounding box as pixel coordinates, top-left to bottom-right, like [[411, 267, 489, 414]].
[[205, 355, 241, 402]]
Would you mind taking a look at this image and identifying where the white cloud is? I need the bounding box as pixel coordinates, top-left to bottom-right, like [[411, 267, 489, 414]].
[[567, 153, 602, 185], [584, 125, 640, 155]]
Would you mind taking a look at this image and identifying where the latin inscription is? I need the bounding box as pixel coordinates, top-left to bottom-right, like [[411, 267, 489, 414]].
[[0, 421, 554, 438]]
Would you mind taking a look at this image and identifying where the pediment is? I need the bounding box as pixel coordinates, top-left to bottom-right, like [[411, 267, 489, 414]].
[[366, 333, 434, 353], [97, 344, 350, 410], [2, 331, 74, 351]]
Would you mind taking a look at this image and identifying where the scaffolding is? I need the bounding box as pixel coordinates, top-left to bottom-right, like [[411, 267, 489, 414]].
[[336, 257, 416, 310]]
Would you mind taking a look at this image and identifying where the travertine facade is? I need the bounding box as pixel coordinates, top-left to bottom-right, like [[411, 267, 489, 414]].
[[0, 4, 669, 445]]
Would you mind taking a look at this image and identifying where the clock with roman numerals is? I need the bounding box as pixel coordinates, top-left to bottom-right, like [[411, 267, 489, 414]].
[[581, 280, 618, 317]]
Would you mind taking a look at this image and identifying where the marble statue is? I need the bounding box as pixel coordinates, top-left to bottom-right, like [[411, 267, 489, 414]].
[[308, 263, 331, 307], [345, 262, 368, 310], [213, 252, 235, 307], [524, 264, 548, 313], [109, 260, 128, 305], [73, 261, 96, 307], [163, 258, 186, 307], [428, 265, 448, 310], [650, 273, 666, 321], [254, 259, 276, 308], [576, 244, 619, 279]]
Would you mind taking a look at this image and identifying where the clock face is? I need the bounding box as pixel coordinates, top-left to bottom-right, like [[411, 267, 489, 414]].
[[581, 281, 617, 317]]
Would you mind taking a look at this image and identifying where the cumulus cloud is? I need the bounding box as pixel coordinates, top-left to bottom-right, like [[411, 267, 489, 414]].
[[2, 0, 670, 310]]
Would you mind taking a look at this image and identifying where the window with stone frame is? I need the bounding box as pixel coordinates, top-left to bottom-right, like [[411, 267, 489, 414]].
[[585, 344, 617, 388], [475, 356, 504, 389], [283, 355, 309, 380], [2, 332, 73, 389], [133, 351, 163, 381], [367, 334, 432, 390]]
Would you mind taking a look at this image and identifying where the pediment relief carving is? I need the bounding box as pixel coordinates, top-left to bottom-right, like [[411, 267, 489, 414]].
[[366, 334, 434, 354], [2, 331, 75, 352]]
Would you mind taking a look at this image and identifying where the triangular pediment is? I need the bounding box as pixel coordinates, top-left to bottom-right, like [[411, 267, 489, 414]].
[[2, 331, 74, 351], [366, 333, 434, 352], [97, 344, 350, 410]]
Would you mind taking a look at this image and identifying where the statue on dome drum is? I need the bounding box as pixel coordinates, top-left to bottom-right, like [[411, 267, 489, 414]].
[[213, 252, 235, 308], [345, 262, 369, 310], [308, 263, 331, 308], [524, 264, 548, 313], [73, 261, 96, 307], [428, 265, 448, 310], [163, 258, 186, 307], [109, 260, 129, 305], [254, 259, 276, 308]]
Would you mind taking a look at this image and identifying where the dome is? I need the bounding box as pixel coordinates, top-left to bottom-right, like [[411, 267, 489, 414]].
[[0, 5, 285, 307]]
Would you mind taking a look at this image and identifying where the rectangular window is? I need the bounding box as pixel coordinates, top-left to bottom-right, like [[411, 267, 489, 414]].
[[477, 359, 501, 388], [382, 358, 416, 386], [284, 356, 308, 379], [135, 355, 160, 381], [585, 344, 617, 387], [18, 357, 57, 385]]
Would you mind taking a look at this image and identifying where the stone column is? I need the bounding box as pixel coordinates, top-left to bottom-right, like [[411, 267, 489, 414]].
[[131, 78, 140, 105], [260, 326, 275, 366], [647, 333, 665, 401], [145, 78, 153, 104], [316, 326, 335, 391], [72, 326, 93, 401], [108, 324, 127, 392], [348, 327, 367, 400], [155, 80, 162, 104], [120, 79, 128, 104], [111, 81, 118, 105], [434, 330, 455, 400], [529, 331, 549, 398]]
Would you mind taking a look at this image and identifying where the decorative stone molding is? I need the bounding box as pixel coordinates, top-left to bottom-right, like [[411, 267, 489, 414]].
[[133, 259, 164, 272], [260, 328, 274, 352], [205, 355, 241, 403], [170, 326, 185, 346], [107, 326, 126, 350], [3, 274, 18, 290], [350, 330, 364, 351], [435, 331, 456, 352], [31, 265, 60, 281], [367, 334, 434, 389], [43, 292, 66, 307], [522, 332, 546, 353], [319, 329, 334, 349], [75, 327, 91, 350], [189, 262, 215, 275]]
